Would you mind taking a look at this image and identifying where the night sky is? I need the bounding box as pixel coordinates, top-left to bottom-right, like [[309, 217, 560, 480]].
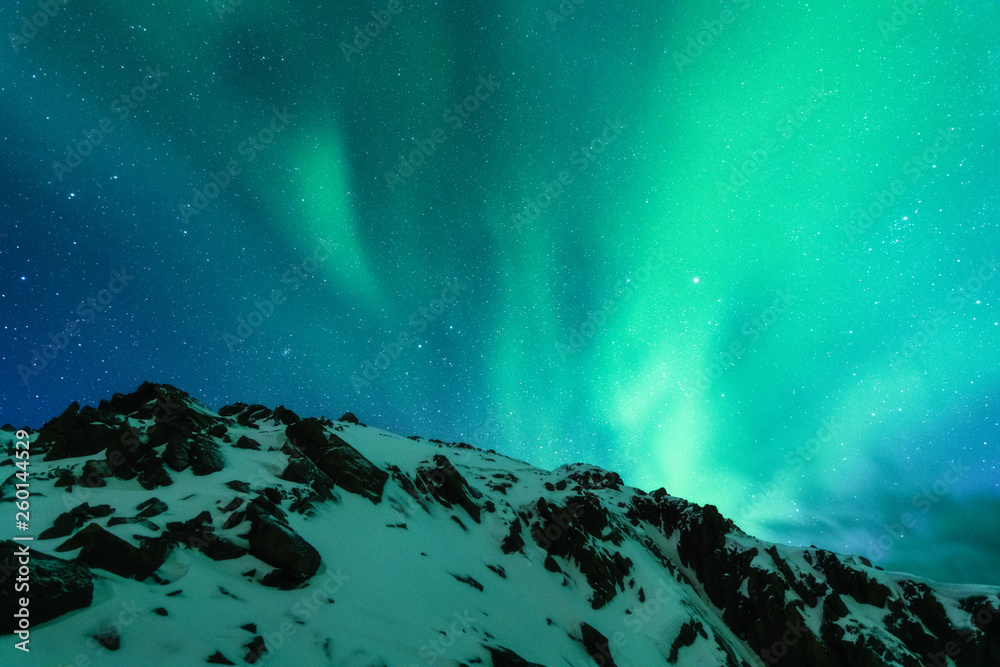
[[2, 2, 998, 585]]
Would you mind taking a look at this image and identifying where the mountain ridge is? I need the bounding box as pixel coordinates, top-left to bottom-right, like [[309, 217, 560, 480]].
[[1, 382, 998, 666]]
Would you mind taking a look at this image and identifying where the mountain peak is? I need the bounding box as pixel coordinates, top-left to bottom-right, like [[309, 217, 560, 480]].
[[2, 385, 998, 665]]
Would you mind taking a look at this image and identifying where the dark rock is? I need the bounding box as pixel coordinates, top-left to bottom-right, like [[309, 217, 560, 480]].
[[500, 518, 525, 555], [564, 465, 623, 491], [201, 538, 248, 562], [221, 497, 244, 513], [245, 635, 268, 663], [222, 511, 246, 530], [0, 540, 94, 634], [39, 403, 121, 461], [154, 607, 168, 616], [486, 646, 546, 666], [338, 412, 359, 424], [452, 574, 484, 591], [136, 497, 168, 518], [246, 507, 320, 578], [94, 627, 120, 651], [284, 419, 328, 457], [667, 619, 707, 663], [259, 568, 309, 590], [39, 502, 113, 540], [279, 455, 335, 499], [581, 622, 618, 667], [56, 523, 166, 580], [816, 551, 891, 608], [531, 497, 631, 609], [273, 405, 300, 425], [105, 424, 153, 479], [162, 431, 224, 476], [80, 459, 113, 487], [238, 405, 272, 427], [206, 651, 235, 665], [226, 480, 250, 493], [53, 469, 76, 488], [137, 456, 173, 490], [218, 403, 247, 417], [234, 436, 261, 450], [285, 419, 388, 502], [415, 454, 482, 522], [109, 382, 187, 418]]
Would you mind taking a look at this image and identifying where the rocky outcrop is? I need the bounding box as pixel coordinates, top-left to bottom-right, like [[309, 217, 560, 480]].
[[55, 524, 166, 580], [246, 499, 321, 583], [530, 497, 632, 610], [39, 403, 120, 461], [8, 384, 1000, 665], [415, 454, 482, 522], [39, 502, 114, 540], [285, 419, 387, 502]]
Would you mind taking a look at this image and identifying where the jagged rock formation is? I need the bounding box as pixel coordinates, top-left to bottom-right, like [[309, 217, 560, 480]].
[[1, 383, 997, 665]]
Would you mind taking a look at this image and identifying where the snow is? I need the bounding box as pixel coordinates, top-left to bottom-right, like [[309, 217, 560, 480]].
[[1, 400, 998, 666]]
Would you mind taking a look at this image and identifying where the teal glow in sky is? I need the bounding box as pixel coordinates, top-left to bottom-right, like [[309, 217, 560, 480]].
[[2, 1, 998, 584]]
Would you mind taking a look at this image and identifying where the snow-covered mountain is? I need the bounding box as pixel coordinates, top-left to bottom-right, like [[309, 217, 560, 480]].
[[2, 382, 998, 666]]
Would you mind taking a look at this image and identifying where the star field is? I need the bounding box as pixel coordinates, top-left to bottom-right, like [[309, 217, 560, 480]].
[[1, 1, 998, 584]]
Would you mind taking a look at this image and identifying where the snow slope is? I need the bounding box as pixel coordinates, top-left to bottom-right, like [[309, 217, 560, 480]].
[[1, 383, 998, 666]]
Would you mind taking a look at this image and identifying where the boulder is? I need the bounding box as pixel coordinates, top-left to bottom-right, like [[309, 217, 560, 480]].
[[234, 436, 261, 450], [285, 420, 387, 502], [246, 506, 320, 578], [0, 541, 94, 634], [581, 622, 619, 667], [415, 455, 482, 522], [39, 503, 114, 540], [56, 523, 166, 580]]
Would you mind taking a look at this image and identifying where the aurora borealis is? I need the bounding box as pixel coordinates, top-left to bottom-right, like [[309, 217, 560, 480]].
[[1, 1, 998, 585]]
